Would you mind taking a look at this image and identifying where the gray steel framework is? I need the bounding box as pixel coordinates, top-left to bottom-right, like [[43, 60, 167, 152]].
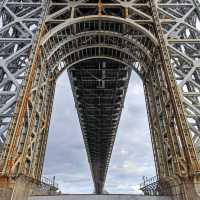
[[0, 0, 46, 152], [68, 59, 131, 193], [0, 0, 199, 198]]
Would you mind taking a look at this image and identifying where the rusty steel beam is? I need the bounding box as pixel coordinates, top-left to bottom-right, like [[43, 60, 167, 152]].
[[0, 0, 200, 199]]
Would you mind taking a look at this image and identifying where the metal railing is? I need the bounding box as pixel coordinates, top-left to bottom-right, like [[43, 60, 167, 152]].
[[41, 176, 58, 189], [139, 176, 186, 200]]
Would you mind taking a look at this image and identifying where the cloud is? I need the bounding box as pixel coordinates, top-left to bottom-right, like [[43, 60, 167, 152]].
[[43, 71, 156, 194]]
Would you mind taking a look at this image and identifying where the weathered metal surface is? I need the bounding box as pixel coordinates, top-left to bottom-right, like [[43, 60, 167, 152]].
[[0, 0, 200, 198]]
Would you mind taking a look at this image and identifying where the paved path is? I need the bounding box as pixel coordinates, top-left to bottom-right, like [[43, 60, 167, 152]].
[[29, 194, 171, 200]]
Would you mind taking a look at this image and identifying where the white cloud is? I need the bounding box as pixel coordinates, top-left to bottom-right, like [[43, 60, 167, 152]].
[[43, 71, 155, 194]]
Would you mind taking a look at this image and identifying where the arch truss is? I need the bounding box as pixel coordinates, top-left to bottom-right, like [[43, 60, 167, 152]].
[[0, 0, 200, 199]]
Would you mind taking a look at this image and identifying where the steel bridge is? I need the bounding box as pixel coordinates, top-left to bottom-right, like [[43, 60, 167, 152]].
[[0, 0, 200, 199]]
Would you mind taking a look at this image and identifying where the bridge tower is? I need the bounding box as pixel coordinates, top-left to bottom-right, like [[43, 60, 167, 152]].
[[0, 0, 200, 199]]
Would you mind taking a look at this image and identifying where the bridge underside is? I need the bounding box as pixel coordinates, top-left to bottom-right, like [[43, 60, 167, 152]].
[[68, 59, 131, 194]]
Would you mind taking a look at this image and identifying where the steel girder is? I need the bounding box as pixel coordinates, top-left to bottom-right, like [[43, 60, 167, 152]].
[[0, 0, 53, 180], [0, 0, 199, 198], [68, 59, 131, 193], [0, 0, 48, 156], [157, 0, 200, 159]]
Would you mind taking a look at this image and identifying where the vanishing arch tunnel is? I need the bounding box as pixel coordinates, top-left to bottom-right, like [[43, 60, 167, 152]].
[[40, 17, 158, 194]]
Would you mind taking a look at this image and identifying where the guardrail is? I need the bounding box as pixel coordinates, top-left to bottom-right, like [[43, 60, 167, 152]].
[[41, 176, 58, 189], [140, 176, 158, 190], [139, 176, 186, 200], [140, 176, 160, 196]]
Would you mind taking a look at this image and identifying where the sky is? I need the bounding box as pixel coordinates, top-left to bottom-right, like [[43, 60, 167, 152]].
[[43, 71, 156, 194]]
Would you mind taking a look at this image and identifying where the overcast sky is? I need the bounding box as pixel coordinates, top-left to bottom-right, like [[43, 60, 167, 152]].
[[43, 71, 156, 194]]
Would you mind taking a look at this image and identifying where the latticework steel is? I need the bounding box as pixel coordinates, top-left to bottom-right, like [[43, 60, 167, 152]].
[[0, 0, 200, 198], [68, 59, 131, 193]]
